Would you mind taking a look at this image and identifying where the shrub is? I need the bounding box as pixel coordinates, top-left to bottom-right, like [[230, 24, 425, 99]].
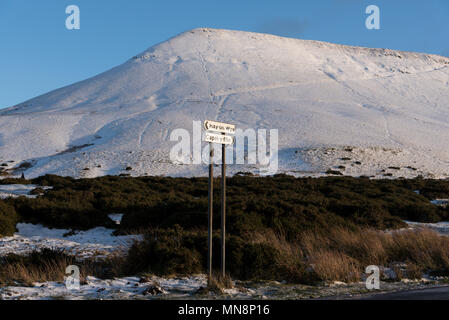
[[29, 187, 45, 195], [326, 169, 343, 175], [2, 174, 449, 236], [17, 161, 32, 169], [122, 226, 203, 276], [11, 195, 113, 230], [0, 177, 32, 185], [0, 200, 18, 236]]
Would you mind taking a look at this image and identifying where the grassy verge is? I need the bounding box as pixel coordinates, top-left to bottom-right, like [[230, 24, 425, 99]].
[[121, 226, 449, 284], [2, 227, 449, 286]]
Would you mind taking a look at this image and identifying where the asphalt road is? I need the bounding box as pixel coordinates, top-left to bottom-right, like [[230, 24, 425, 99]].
[[355, 286, 449, 300]]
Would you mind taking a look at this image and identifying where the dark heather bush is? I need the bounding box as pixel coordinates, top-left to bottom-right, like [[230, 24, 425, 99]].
[[0, 200, 18, 236], [122, 226, 204, 276], [2, 174, 449, 234]]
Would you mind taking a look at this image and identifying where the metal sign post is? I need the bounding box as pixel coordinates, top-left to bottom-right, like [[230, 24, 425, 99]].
[[207, 143, 213, 279], [204, 120, 235, 279], [221, 133, 226, 277]]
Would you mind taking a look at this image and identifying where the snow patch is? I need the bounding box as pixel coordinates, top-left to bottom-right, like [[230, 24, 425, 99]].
[[405, 220, 449, 235], [0, 275, 207, 300], [0, 184, 50, 199], [0, 223, 141, 259]]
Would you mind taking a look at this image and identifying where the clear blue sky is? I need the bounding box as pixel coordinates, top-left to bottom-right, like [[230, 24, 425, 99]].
[[1, 0, 448, 108]]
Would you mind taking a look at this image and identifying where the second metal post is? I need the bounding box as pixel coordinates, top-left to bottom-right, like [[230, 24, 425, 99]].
[[221, 137, 226, 277], [208, 143, 214, 279]]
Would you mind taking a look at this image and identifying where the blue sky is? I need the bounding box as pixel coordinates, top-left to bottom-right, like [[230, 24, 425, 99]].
[[1, 0, 448, 108]]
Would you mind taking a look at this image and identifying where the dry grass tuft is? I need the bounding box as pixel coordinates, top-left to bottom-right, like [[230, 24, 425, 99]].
[[244, 227, 449, 283], [0, 248, 123, 286], [2, 227, 449, 286], [207, 272, 234, 293], [309, 250, 360, 282]]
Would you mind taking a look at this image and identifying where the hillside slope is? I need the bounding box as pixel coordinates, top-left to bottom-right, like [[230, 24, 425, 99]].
[[1, 28, 449, 178]]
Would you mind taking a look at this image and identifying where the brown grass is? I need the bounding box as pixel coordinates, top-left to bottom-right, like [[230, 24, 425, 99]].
[[249, 227, 449, 283], [2, 227, 449, 286], [0, 249, 123, 286], [309, 250, 360, 282], [248, 230, 310, 282], [207, 272, 233, 292], [1, 260, 75, 286]]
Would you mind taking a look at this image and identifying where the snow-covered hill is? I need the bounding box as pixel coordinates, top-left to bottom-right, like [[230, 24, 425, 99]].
[[1, 28, 449, 178]]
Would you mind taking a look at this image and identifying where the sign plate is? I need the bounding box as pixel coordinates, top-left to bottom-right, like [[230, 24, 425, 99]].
[[204, 120, 235, 135], [204, 132, 235, 145]]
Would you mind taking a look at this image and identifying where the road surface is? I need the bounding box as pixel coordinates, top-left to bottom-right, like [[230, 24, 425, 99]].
[[328, 286, 449, 300]]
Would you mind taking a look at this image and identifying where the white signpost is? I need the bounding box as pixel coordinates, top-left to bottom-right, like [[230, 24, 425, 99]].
[[204, 120, 235, 280], [205, 132, 235, 145], [204, 120, 235, 135]]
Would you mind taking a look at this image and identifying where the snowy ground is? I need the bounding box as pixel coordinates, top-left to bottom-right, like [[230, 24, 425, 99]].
[[1, 273, 448, 300], [405, 220, 449, 235], [0, 222, 140, 260], [0, 185, 138, 259], [1, 220, 449, 300], [0, 275, 207, 300], [283, 146, 449, 179], [0, 184, 51, 199], [430, 199, 449, 206]]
